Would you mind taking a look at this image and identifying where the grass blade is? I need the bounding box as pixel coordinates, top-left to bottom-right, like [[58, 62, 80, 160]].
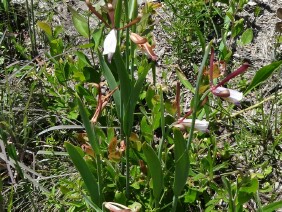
[[262, 200, 282, 212], [37, 125, 84, 136]]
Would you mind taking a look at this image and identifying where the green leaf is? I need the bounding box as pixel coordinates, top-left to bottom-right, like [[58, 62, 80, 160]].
[[124, 64, 150, 136], [194, 25, 205, 52], [37, 21, 52, 37], [231, 18, 244, 38], [142, 143, 163, 202], [92, 28, 103, 50], [141, 117, 153, 142], [98, 51, 121, 118], [54, 63, 67, 84], [245, 61, 282, 94], [76, 96, 100, 155], [239, 28, 253, 45], [79, 43, 95, 49], [50, 38, 64, 57], [83, 67, 100, 83], [176, 69, 195, 93], [173, 129, 189, 197], [65, 142, 100, 206], [68, 6, 89, 38], [145, 87, 155, 110], [114, 0, 123, 29], [76, 51, 92, 66], [184, 189, 197, 203], [262, 200, 282, 212], [238, 191, 252, 206], [240, 178, 259, 193], [54, 26, 64, 38], [129, 0, 138, 20], [82, 194, 102, 212]]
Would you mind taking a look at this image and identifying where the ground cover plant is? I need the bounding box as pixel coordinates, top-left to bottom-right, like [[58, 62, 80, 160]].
[[1, 0, 282, 211]]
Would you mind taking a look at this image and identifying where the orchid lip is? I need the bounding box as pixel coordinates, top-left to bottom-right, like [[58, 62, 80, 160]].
[[213, 87, 243, 104]]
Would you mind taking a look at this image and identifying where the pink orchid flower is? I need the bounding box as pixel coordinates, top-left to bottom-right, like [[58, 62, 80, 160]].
[[173, 119, 209, 132], [209, 47, 250, 104], [104, 202, 131, 212], [212, 86, 243, 105], [130, 33, 158, 61]]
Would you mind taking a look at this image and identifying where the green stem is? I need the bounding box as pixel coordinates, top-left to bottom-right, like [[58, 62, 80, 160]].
[[230, 91, 282, 117], [186, 41, 212, 150], [96, 152, 104, 205], [30, 0, 37, 56], [125, 135, 130, 198], [123, 0, 130, 199], [171, 195, 178, 212], [25, 0, 35, 56]]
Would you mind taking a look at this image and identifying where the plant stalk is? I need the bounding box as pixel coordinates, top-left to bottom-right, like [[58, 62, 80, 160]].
[[186, 41, 212, 150]]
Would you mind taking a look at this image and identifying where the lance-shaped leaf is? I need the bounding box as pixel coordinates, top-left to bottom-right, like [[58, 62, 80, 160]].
[[69, 6, 89, 38], [37, 21, 52, 40], [65, 142, 100, 206], [77, 95, 100, 155], [173, 129, 189, 196], [262, 200, 282, 212], [98, 51, 121, 118], [124, 64, 150, 136], [142, 143, 163, 202], [245, 61, 282, 94]]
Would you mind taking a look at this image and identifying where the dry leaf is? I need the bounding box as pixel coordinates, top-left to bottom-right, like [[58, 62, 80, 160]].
[[212, 63, 221, 79], [199, 84, 209, 94], [77, 132, 89, 144], [139, 160, 147, 176], [81, 144, 95, 157], [108, 137, 123, 162]]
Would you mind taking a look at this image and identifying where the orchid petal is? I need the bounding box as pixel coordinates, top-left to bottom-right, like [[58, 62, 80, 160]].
[[213, 87, 243, 104], [130, 32, 158, 61], [104, 202, 131, 212], [173, 119, 209, 132], [103, 29, 117, 62]]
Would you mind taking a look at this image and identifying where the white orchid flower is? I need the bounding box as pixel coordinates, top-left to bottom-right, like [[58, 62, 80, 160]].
[[173, 119, 209, 133], [103, 29, 117, 63], [213, 86, 243, 105], [104, 202, 131, 212]]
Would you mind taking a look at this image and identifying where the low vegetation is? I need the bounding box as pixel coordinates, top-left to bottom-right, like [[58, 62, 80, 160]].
[[1, 0, 282, 211]]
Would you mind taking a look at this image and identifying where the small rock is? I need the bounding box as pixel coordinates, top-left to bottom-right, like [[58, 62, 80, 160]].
[[247, 1, 257, 6]]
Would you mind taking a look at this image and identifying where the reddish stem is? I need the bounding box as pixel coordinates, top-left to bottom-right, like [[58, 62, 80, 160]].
[[86, 0, 111, 28], [214, 63, 250, 89], [177, 97, 208, 124], [177, 109, 193, 124]]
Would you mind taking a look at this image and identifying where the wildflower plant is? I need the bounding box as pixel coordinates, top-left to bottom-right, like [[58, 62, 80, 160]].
[[2, 0, 282, 210], [35, 0, 282, 211], [64, 0, 163, 209]]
